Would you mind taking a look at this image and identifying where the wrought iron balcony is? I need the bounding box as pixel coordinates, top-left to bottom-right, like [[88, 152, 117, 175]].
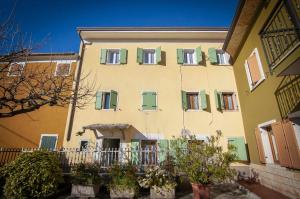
[[260, 0, 300, 69]]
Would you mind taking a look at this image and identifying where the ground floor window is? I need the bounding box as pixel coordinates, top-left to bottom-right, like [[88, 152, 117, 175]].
[[39, 134, 57, 150], [141, 140, 157, 165], [79, 140, 89, 151]]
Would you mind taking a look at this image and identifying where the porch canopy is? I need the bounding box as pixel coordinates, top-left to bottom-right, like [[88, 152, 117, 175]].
[[83, 123, 131, 131]]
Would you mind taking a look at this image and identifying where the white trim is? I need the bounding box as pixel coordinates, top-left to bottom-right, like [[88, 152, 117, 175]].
[[182, 49, 197, 65], [258, 119, 276, 128], [54, 61, 72, 76], [100, 90, 119, 111], [141, 90, 158, 111], [142, 49, 156, 65], [39, 134, 58, 148], [7, 62, 25, 77], [219, 91, 239, 111], [106, 49, 121, 65], [79, 139, 89, 150], [185, 91, 200, 111], [244, 48, 266, 91]]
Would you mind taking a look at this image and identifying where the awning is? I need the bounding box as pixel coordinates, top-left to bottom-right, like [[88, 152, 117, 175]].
[[82, 123, 131, 131]]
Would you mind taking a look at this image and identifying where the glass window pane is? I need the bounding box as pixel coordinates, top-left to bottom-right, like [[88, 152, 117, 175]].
[[104, 93, 110, 109]]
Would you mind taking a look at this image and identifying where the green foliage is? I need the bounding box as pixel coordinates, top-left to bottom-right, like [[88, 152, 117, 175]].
[[0, 150, 63, 199], [109, 163, 139, 191], [71, 163, 101, 185], [174, 131, 237, 185], [138, 165, 176, 190]]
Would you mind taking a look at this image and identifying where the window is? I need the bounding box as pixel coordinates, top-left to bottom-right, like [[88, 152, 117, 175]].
[[39, 134, 57, 150], [143, 49, 156, 64], [244, 48, 265, 90], [142, 92, 157, 110], [141, 140, 157, 165], [106, 49, 120, 64], [186, 92, 199, 110], [183, 49, 196, 65], [55, 63, 71, 76], [95, 90, 118, 110], [80, 140, 89, 151], [216, 50, 230, 65], [215, 90, 238, 111], [8, 62, 25, 76]]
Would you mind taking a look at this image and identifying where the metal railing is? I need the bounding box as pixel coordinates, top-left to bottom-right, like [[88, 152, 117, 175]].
[[260, 0, 300, 69], [0, 147, 174, 173], [275, 75, 300, 118]]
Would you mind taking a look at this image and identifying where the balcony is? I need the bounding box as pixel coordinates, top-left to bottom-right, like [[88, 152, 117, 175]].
[[260, 0, 300, 70]]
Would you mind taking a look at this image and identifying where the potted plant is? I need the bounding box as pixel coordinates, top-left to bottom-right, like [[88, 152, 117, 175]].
[[173, 131, 237, 199], [138, 165, 177, 199], [71, 163, 101, 198], [109, 163, 139, 199]]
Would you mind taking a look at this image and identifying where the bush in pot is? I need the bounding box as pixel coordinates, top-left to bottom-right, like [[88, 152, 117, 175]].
[[173, 131, 237, 199], [0, 150, 63, 199], [138, 164, 177, 199], [71, 162, 101, 197], [109, 163, 139, 199]]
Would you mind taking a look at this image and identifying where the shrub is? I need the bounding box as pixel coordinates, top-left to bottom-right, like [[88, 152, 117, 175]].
[[71, 163, 101, 185], [0, 150, 63, 199], [174, 131, 237, 185], [109, 163, 139, 191]]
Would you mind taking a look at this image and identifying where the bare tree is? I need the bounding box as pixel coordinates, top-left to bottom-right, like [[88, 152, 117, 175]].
[[0, 11, 94, 118]]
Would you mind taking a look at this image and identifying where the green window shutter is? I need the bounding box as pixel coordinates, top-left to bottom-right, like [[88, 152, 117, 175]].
[[214, 90, 221, 110], [199, 90, 207, 110], [228, 137, 248, 161], [120, 48, 127, 64], [109, 90, 118, 111], [219, 92, 224, 109], [158, 139, 169, 163], [40, 136, 57, 150], [155, 47, 161, 64], [177, 49, 184, 64], [196, 46, 202, 64], [208, 48, 218, 65], [137, 48, 143, 64], [131, 139, 140, 164], [181, 90, 187, 110], [100, 49, 107, 64], [95, 91, 102, 110], [142, 92, 157, 110]]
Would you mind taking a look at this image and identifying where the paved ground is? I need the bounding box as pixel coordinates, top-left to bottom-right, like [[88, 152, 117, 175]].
[[239, 181, 291, 199]]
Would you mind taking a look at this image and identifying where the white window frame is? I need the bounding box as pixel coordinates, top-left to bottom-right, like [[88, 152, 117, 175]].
[[143, 49, 156, 65], [216, 50, 230, 65], [183, 49, 197, 65], [185, 91, 200, 111], [79, 139, 89, 151], [39, 134, 58, 149], [99, 90, 119, 111], [7, 62, 25, 77], [244, 48, 266, 91], [220, 91, 239, 111], [141, 90, 158, 111], [106, 49, 120, 65], [54, 61, 72, 76]]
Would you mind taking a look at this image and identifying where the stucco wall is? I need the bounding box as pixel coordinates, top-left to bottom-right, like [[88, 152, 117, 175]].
[[65, 41, 245, 149], [232, 0, 300, 164]]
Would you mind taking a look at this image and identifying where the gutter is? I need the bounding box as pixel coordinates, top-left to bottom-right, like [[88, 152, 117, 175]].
[[66, 30, 86, 141], [76, 27, 229, 32]]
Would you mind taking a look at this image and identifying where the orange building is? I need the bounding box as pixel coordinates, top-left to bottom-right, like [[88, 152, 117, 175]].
[[0, 53, 78, 148]]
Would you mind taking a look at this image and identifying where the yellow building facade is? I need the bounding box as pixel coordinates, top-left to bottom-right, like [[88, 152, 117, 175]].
[[64, 28, 246, 159]]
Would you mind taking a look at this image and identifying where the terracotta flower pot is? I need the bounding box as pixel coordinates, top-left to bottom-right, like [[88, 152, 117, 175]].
[[191, 183, 210, 199]]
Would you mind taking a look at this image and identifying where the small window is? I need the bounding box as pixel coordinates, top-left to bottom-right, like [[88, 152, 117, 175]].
[[216, 50, 230, 65], [55, 63, 71, 76], [102, 92, 111, 109], [244, 48, 265, 90], [142, 92, 157, 110], [222, 92, 237, 110], [106, 49, 120, 64], [8, 62, 25, 76], [141, 140, 157, 165], [80, 140, 89, 151], [143, 49, 156, 64], [183, 49, 196, 65], [187, 92, 199, 110], [40, 135, 57, 150]]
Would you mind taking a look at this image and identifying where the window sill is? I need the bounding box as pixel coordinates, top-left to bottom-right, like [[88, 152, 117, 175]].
[[221, 109, 239, 112], [100, 109, 116, 111], [250, 77, 265, 92], [182, 64, 199, 66], [186, 109, 201, 112], [142, 63, 157, 65], [105, 63, 121, 65], [142, 109, 158, 112]]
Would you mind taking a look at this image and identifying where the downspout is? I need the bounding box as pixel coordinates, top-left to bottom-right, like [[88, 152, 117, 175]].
[[66, 30, 86, 141]]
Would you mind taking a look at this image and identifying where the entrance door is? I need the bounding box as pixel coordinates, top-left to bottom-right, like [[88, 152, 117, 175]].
[[265, 126, 279, 164], [102, 139, 120, 166]]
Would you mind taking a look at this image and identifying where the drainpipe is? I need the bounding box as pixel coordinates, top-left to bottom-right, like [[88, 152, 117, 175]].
[[66, 30, 86, 141]]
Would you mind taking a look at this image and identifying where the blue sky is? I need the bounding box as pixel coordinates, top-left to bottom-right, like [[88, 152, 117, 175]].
[[1, 0, 238, 53]]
